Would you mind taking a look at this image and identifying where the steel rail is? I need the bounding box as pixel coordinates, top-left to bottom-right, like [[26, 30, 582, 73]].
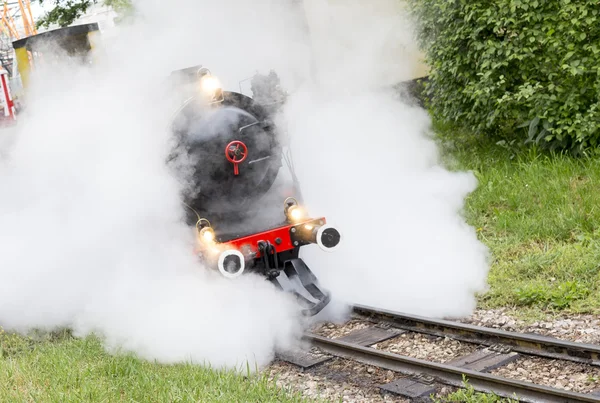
[[304, 333, 600, 403], [352, 304, 600, 366]]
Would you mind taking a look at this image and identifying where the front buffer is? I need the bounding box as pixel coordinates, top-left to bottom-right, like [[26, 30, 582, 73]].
[[194, 198, 342, 316]]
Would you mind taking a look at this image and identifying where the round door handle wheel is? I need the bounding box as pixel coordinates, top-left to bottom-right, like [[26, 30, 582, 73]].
[[225, 140, 248, 175]]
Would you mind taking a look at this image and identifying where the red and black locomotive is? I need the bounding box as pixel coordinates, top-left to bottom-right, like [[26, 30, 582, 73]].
[[167, 66, 341, 316]]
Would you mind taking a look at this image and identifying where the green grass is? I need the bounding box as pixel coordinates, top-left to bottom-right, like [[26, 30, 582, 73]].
[[436, 120, 600, 318], [432, 376, 518, 402], [0, 327, 309, 403]]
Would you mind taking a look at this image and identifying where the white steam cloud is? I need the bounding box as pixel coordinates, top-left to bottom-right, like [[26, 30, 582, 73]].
[[287, 0, 490, 319], [0, 0, 309, 370], [0, 0, 489, 372]]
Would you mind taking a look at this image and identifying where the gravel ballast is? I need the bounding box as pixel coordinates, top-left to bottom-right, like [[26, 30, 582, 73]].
[[371, 332, 479, 364], [457, 308, 600, 344], [311, 319, 372, 339], [490, 356, 600, 393], [266, 359, 411, 403]]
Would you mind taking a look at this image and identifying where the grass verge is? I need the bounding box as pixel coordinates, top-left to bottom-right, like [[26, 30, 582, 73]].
[[435, 120, 600, 318], [0, 327, 308, 402], [432, 376, 518, 402]]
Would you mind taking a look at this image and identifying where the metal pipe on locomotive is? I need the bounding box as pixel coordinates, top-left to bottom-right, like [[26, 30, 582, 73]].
[[167, 66, 341, 316]]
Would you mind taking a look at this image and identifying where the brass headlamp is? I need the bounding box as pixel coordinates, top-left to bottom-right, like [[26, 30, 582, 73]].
[[197, 67, 223, 102], [196, 218, 216, 245], [284, 197, 307, 223]]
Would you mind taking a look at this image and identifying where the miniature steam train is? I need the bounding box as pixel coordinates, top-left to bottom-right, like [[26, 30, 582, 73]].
[[166, 66, 341, 316]]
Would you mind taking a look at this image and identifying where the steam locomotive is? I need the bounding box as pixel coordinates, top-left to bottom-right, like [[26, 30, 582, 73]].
[[166, 66, 341, 316]]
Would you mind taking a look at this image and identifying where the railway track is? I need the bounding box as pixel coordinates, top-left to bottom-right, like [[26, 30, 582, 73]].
[[278, 304, 600, 402], [352, 305, 600, 367]]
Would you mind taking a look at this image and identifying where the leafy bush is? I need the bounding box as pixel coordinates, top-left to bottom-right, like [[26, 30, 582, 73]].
[[36, 0, 133, 28], [407, 0, 600, 152]]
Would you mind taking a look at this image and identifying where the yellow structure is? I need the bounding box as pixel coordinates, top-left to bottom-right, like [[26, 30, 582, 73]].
[[12, 23, 100, 89]]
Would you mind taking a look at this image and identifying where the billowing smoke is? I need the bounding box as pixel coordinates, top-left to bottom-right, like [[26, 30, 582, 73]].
[[0, 0, 311, 370], [285, 0, 490, 319], [0, 0, 489, 373]]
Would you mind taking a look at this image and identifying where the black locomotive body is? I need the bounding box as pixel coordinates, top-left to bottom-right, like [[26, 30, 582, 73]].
[[166, 66, 341, 316]]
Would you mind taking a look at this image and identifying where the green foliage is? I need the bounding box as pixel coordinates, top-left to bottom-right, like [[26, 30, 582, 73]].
[[104, 0, 135, 23], [36, 0, 99, 28], [408, 0, 600, 152], [104, 0, 132, 12], [35, 0, 133, 28]]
